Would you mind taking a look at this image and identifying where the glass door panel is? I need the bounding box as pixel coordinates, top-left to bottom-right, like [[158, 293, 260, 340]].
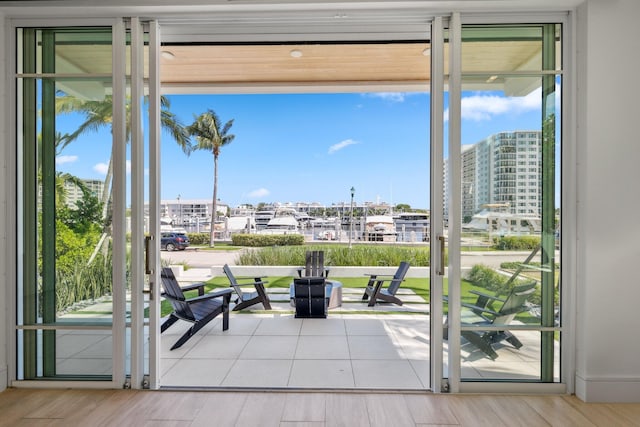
[[444, 23, 562, 383], [16, 25, 127, 383]]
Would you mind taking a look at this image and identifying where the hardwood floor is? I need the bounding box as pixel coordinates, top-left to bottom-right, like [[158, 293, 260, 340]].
[[1, 388, 639, 426]]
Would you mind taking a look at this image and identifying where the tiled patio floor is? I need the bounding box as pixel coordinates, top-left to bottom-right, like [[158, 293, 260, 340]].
[[54, 276, 558, 388], [159, 286, 557, 389], [161, 313, 431, 389]]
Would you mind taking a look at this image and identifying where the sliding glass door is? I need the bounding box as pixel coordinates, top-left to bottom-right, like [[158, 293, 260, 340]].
[[442, 18, 564, 392], [15, 21, 137, 386]]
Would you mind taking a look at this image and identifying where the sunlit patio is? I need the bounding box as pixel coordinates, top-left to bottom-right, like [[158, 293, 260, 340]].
[[52, 266, 558, 389], [158, 310, 558, 389]]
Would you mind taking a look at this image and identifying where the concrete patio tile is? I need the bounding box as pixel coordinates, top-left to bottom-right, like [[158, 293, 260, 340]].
[[300, 318, 346, 335], [56, 357, 112, 375], [253, 317, 302, 336], [408, 359, 431, 388], [239, 335, 298, 359], [184, 335, 251, 359], [288, 359, 355, 388], [222, 359, 293, 387], [351, 359, 423, 389], [162, 358, 236, 387], [208, 316, 261, 335], [295, 335, 350, 359], [344, 318, 390, 335], [348, 335, 405, 360]]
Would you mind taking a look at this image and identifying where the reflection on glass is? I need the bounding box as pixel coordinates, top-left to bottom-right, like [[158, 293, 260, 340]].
[[30, 80, 115, 325], [54, 29, 113, 74], [18, 26, 117, 380], [54, 330, 113, 377], [459, 331, 559, 381], [461, 25, 562, 72], [447, 23, 562, 383]]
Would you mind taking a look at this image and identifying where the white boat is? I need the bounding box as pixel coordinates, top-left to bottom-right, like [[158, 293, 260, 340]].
[[394, 212, 430, 242], [363, 215, 396, 241], [254, 209, 275, 230], [226, 216, 256, 234], [463, 208, 541, 235], [257, 208, 301, 235]]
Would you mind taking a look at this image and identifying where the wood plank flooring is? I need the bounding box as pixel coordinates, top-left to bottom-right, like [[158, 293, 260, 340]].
[[1, 388, 640, 426]]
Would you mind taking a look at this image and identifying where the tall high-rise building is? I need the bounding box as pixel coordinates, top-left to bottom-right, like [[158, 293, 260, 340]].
[[63, 178, 104, 208], [446, 131, 542, 222]]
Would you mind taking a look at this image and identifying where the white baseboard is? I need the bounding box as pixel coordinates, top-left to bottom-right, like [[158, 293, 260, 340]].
[[575, 374, 640, 402]]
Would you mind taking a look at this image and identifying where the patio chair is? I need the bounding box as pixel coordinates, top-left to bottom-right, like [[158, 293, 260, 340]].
[[160, 267, 233, 350], [223, 264, 272, 311], [361, 261, 410, 307], [293, 276, 327, 318], [296, 250, 330, 278], [447, 281, 538, 360]]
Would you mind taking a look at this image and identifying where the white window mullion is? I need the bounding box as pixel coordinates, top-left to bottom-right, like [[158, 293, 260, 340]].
[[446, 11, 462, 394], [130, 16, 146, 390], [430, 15, 445, 394], [148, 19, 162, 390], [111, 18, 128, 389]]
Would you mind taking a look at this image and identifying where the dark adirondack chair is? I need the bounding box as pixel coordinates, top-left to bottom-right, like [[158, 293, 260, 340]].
[[296, 250, 330, 278], [160, 267, 233, 350], [293, 276, 327, 318], [361, 261, 410, 307], [451, 281, 538, 360], [223, 264, 272, 311]]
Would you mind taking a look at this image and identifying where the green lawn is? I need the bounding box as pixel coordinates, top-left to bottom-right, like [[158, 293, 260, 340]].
[[160, 274, 541, 326]]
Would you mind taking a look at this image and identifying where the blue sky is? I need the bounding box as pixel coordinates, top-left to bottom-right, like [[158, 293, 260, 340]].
[[55, 87, 555, 210]]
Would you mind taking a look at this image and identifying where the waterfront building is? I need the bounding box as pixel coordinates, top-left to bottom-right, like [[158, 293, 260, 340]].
[[63, 178, 104, 208], [446, 131, 542, 222]]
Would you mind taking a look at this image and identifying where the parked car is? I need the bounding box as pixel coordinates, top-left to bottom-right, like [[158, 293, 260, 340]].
[[161, 232, 189, 251]]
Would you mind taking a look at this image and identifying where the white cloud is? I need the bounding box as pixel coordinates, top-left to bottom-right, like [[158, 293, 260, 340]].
[[445, 85, 561, 122], [94, 160, 131, 175], [94, 162, 109, 175], [247, 188, 270, 198], [369, 92, 407, 103], [328, 139, 360, 154], [56, 155, 78, 165]]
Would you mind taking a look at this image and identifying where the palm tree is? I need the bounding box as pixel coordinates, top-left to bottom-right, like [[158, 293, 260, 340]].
[[186, 109, 235, 247], [55, 94, 190, 261]]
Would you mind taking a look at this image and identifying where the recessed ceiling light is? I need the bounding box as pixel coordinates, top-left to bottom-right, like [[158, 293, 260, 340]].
[[161, 50, 175, 60], [486, 75, 499, 83], [290, 49, 303, 58]]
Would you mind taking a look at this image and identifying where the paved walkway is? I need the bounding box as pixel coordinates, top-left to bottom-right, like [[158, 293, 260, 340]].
[[161, 247, 242, 267]]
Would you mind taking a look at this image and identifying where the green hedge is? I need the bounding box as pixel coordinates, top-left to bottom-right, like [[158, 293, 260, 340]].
[[467, 264, 530, 292], [187, 232, 210, 245], [492, 235, 540, 250], [231, 233, 305, 247]]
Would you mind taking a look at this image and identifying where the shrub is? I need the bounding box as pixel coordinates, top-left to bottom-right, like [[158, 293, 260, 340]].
[[56, 251, 114, 314], [466, 264, 535, 299], [492, 235, 540, 250], [237, 244, 431, 267], [231, 233, 305, 247], [187, 232, 210, 246], [466, 264, 508, 293]]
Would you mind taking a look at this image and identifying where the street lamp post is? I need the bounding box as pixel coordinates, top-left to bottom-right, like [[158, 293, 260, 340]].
[[349, 186, 355, 248], [177, 194, 181, 228]]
